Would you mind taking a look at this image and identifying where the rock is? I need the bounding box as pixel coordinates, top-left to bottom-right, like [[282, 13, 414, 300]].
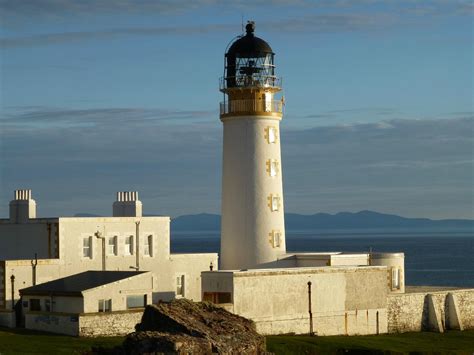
[[124, 298, 266, 354]]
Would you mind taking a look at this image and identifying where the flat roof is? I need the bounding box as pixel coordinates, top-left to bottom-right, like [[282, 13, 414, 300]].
[[20, 271, 147, 296], [203, 265, 387, 277]]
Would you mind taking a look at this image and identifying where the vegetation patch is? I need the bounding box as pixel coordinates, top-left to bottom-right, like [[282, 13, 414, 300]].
[[267, 330, 474, 354], [0, 327, 123, 354], [1, 327, 474, 354]]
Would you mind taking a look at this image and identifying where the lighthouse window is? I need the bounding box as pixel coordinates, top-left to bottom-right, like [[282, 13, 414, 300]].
[[268, 160, 278, 177], [270, 195, 280, 212], [267, 127, 277, 144], [272, 231, 281, 248], [264, 92, 272, 112]]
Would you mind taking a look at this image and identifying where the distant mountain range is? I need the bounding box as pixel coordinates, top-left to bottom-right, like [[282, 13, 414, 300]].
[[170, 211, 474, 231]]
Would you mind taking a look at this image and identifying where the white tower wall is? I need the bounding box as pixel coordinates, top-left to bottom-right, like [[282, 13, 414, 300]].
[[221, 116, 286, 270]]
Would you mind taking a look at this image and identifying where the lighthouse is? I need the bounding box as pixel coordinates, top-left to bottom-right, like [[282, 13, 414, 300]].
[[220, 22, 286, 270]]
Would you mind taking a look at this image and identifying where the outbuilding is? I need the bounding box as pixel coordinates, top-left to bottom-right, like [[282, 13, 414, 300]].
[[19, 270, 152, 336]]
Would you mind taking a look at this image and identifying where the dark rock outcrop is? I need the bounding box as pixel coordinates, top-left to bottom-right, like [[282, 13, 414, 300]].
[[123, 299, 266, 355]]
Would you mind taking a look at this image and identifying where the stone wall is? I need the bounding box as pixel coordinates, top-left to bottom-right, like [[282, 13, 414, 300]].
[[79, 310, 143, 337], [24, 310, 144, 337], [25, 312, 79, 336], [387, 289, 474, 333]]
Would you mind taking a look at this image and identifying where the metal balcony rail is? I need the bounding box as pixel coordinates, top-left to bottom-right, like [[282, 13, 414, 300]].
[[220, 99, 284, 115], [220, 75, 282, 91]]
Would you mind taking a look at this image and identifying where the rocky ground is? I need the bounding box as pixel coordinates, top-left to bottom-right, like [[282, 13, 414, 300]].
[[93, 298, 267, 354]]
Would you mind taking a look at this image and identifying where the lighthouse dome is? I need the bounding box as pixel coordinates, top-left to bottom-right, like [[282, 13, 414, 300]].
[[224, 21, 277, 89], [227, 22, 273, 58]]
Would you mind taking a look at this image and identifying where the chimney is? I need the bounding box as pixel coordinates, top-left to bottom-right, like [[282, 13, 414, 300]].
[[9, 189, 36, 223], [113, 191, 142, 217]]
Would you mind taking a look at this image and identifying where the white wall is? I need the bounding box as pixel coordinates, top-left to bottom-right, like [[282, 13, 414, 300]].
[[202, 266, 389, 336], [221, 116, 286, 270], [0, 219, 58, 260], [83, 272, 152, 313], [1, 216, 218, 310]]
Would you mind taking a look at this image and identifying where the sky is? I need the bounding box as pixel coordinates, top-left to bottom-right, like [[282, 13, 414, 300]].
[[0, 0, 473, 219]]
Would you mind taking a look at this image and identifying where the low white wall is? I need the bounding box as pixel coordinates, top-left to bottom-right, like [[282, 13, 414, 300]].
[[25, 312, 79, 336], [387, 289, 474, 333], [79, 310, 143, 337], [24, 310, 144, 337], [0, 310, 15, 328]]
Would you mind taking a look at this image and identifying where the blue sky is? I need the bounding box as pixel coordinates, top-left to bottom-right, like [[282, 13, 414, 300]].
[[1, 0, 473, 219]]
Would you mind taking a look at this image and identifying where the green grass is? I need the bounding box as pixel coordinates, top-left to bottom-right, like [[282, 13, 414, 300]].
[[1, 327, 473, 354], [0, 327, 123, 354], [267, 330, 474, 355]]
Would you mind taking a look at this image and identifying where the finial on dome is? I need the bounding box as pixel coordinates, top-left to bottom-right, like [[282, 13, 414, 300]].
[[245, 21, 255, 36]]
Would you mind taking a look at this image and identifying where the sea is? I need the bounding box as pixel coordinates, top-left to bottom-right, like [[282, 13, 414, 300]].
[[171, 229, 474, 288]]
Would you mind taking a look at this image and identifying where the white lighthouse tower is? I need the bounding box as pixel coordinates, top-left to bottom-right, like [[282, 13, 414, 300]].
[[220, 22, 286, 270]]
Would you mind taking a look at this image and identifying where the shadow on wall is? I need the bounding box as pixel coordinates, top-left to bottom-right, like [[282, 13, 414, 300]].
[[153, 292, 175, 303]]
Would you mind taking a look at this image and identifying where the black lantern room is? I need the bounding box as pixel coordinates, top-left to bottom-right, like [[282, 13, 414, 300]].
[[224, 22, 278, 89]]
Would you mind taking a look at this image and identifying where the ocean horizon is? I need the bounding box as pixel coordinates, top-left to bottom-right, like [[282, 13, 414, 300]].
[[171, 229, 474, 288]]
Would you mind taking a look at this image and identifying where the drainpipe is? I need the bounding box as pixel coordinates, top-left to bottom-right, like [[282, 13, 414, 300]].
[[95, 231, 106, 271], [307, 281, 314, 336], [135, 221, 140, 271], [47, 223, 52, 258], [31, 253, 38, 286], [10, 275, 15, 310]]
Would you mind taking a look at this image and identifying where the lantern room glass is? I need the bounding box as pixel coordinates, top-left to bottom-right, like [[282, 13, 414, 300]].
[[225, 53, 276, 88]]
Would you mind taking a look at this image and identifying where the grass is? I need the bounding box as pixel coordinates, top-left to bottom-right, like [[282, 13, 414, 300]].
[[267, 330, 474, 355], [0, 327, 123, 354], [1, 327, 473, 354]]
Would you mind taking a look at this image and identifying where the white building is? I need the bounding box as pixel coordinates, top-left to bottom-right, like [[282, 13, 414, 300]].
[[20, 271, 152, 336], [0, 189, 218, 328], [220, 21, 286, 270], [202, 22, 474, 336]]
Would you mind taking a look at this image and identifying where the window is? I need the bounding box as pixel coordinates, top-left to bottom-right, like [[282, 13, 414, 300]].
[[98, 299, 112, 312], [30, 299, 41, 311], [267, 159, 279, 177], [176, 275, 185, 297], [83, 236, 92, 258], [264, 92, 272, 112], [126, 295, 146, 309], [266, 126, 278, 144], [125, 235, 134, 255], [392, 268, 400, 290], [272, 231, 282, 248], [144, 235, 153, 256], [203, 292, 232, 304], [45, 299, 51, 312], [108, 236, 117, 256], [268, 194, 281, 212]]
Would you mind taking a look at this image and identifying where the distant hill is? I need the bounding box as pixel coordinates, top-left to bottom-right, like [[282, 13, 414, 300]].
[[171, 210, 474, 231], [172, 213, 221, 231]]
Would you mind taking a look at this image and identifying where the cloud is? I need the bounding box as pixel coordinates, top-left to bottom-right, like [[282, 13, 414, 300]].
[[0, 24, 236, 48], [0, 13, 390, 48], [2, 1, 471, 47], [1, 106, 217, 131], [0, 106, 472, 219]]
